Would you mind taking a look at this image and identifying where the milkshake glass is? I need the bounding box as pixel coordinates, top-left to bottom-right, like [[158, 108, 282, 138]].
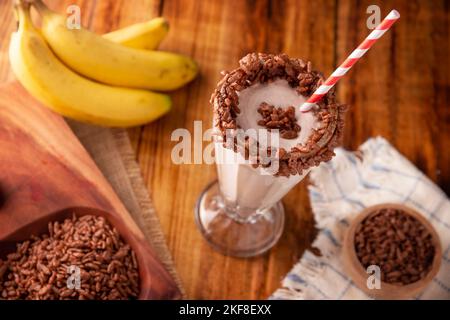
[[195, 53, 346, 257]]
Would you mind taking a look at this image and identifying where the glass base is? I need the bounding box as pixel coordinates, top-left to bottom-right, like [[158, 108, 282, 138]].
[[195, 181, 285, 258]]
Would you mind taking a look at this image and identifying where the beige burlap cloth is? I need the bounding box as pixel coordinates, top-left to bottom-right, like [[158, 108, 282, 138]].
[[68, 121, 185, 297]]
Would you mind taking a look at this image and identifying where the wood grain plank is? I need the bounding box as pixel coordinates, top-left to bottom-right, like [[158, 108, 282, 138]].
[[0, 0, 448, 300], [0, 0, 17, 82], [337, 0, 450, 195]]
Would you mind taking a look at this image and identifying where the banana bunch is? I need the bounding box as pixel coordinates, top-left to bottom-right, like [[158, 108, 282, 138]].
[[9, 0, 198, 127]]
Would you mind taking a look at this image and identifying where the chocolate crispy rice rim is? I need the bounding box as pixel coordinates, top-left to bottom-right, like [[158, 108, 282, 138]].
[[211, 53, 348, 177]]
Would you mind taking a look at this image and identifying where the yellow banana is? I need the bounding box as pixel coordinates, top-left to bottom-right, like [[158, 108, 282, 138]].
[[33, 0, 198, 91], [9, 2, 171, 128], [103, 17, 169, 50]]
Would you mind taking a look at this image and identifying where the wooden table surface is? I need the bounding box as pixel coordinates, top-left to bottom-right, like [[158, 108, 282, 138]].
[[0, 0, 448, 299]]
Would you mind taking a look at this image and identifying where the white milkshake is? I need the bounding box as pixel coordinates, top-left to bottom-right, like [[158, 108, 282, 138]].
[[196, 53, 346, 257], [215, 79, 318, 212]]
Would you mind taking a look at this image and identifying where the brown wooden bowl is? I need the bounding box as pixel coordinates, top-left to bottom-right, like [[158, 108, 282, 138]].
[[0, 206, 180, 300], [342, 203, 442, 299]]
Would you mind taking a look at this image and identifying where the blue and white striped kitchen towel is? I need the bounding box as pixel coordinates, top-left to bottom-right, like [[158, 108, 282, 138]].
[[272, 137, 450, 300]]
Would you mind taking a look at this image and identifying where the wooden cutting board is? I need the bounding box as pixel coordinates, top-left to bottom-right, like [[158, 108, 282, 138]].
[[0, 82, 181, 299]]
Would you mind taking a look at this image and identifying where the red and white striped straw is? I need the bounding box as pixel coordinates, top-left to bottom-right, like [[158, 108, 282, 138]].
[[300, 9, 400, 112]]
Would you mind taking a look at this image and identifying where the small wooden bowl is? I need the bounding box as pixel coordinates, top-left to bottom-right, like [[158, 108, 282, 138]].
[[0, 207, 180, 300], [342, 203, 442, 299]]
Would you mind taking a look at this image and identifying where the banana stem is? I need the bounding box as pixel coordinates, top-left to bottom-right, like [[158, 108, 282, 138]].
[[13, 0, 33, 32]]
